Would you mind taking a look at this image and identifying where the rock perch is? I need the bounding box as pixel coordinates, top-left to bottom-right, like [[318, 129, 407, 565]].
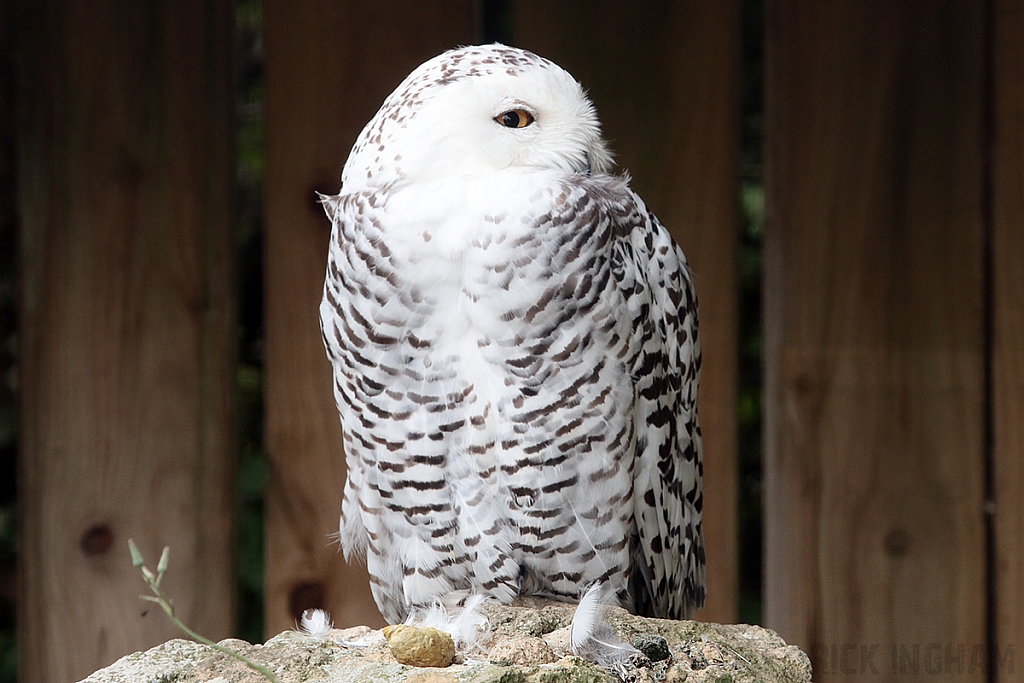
[[79, 599, 811, 683]]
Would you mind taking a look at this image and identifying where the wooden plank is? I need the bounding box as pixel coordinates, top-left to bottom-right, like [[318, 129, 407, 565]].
[[764, 1, 987, 679], [515, 1, 741, 623], [16, 1, 235, 681], [262, 1, 476, 634], [993, 1, 1024, 680]]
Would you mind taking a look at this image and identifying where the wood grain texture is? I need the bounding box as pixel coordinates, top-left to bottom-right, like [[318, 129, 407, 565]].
[[764, 1, 987, 679], [993, 1, 1024, 680], [262, 0, 476, 634], [16, 1, 235, 681], [515, 1, 741, 623]]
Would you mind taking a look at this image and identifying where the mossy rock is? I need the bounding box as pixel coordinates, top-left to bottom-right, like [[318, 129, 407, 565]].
[[79, 600, 811, 683]]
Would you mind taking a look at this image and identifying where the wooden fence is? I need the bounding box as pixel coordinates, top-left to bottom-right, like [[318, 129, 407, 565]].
[[765, 3, 1023, 682], [12, 1, 1024, 682], [17, 1, 236, 681]]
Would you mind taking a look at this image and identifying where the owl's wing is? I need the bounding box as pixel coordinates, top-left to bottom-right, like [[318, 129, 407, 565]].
[[615, 192, 705, 620]]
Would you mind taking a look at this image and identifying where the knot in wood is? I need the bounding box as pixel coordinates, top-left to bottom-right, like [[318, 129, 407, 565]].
[[80, 523, 115, 556]]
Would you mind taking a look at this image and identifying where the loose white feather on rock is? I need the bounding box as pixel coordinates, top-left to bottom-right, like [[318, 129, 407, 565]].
[[299, 608, 333, 638], [569, 584, 640, 667], [408, 593, 491, 654]]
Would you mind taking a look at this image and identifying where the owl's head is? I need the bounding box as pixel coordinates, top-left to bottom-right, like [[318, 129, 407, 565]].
[[341, 44, 614, 191]]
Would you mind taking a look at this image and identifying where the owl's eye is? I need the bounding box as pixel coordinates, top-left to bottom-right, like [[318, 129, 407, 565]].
[[496, 109, 535, 129]]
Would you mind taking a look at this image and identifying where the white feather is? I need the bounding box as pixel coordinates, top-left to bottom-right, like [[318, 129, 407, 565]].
[[299, 608, 333, 638], [449, 594, 491, 651], [570, 583, 639, 667], [407, 594, 491, 653], [409, 598, 447, 629], [570, 583, 604, 652]]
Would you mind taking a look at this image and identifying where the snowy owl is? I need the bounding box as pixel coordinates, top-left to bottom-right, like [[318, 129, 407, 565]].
[[320, 44, 705, 623]]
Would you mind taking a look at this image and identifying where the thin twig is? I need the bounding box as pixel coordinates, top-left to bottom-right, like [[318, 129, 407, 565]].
[[129, 540, 283, 683]]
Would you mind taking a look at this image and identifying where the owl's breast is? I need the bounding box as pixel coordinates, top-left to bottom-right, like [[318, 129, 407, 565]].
[[325, 172, 639, 433]]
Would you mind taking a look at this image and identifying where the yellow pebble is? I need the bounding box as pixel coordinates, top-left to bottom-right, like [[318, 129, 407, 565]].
[[382, 624, 456, 668]]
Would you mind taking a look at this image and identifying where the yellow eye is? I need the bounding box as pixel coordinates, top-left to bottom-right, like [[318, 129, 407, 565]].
[[496, 109, 535, 128]]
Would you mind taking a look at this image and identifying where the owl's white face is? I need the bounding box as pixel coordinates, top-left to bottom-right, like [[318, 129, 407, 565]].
[[341, 45, 614, 192]]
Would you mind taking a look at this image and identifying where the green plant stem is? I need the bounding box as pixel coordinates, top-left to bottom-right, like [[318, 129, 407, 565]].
[[130, 541, 283, 683], [142, 591, 283, 683]]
